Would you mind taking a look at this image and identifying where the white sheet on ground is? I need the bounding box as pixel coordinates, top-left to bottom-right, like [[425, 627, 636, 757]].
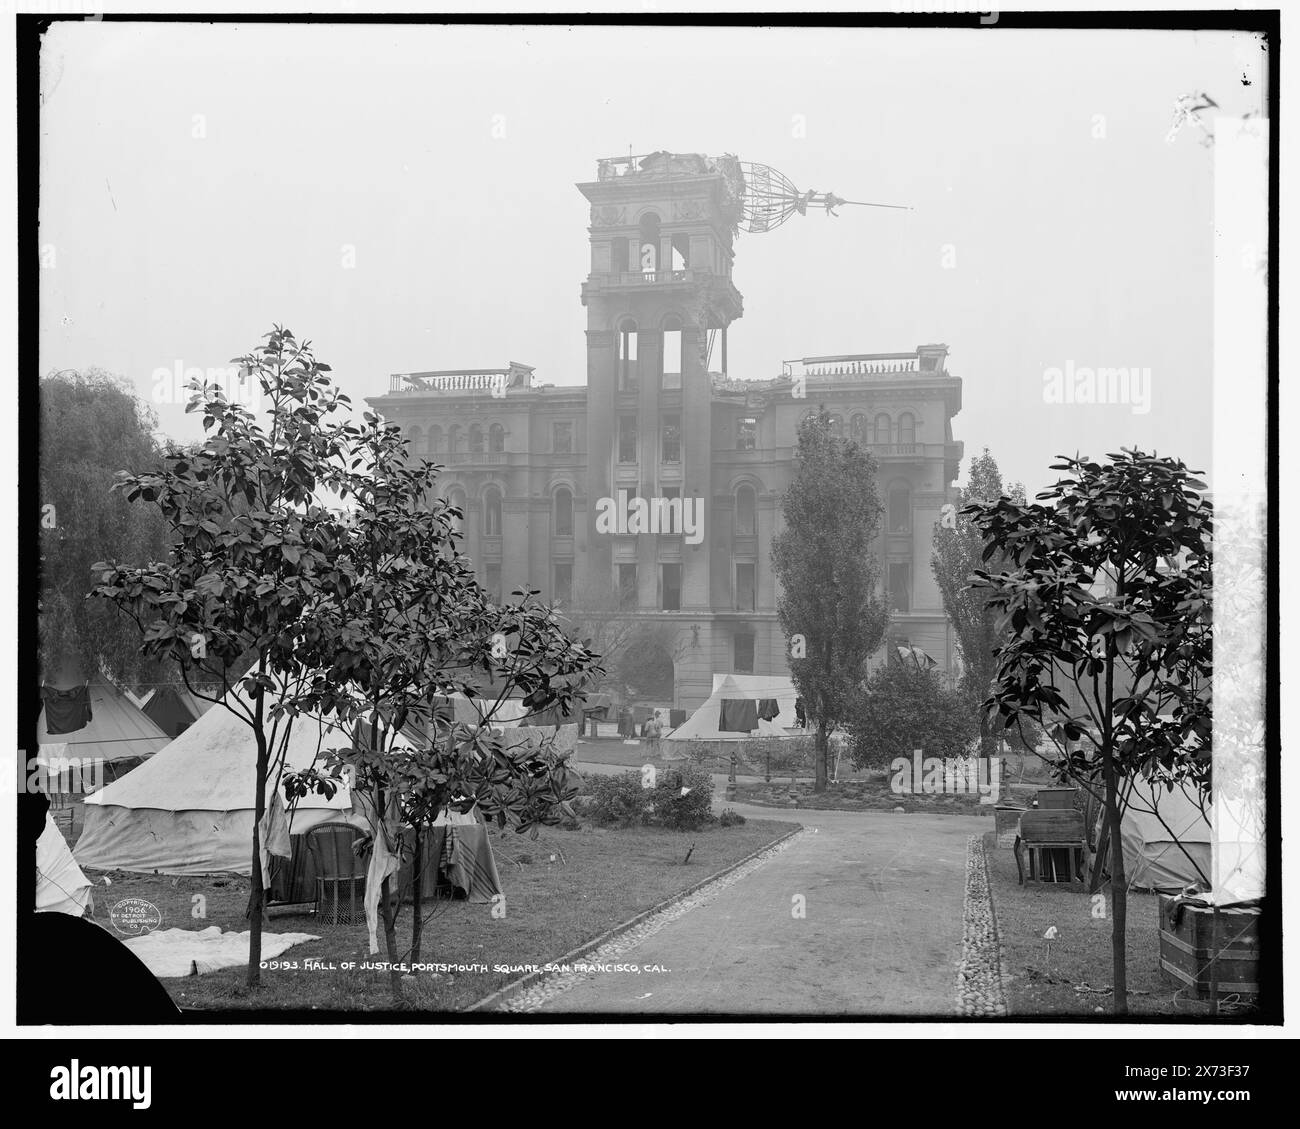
[[121, 926, 320, 978]]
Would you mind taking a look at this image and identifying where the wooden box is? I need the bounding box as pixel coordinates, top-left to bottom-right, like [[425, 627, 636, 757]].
[[1018, 809, 1085, 842], [1158, 896, 1260, 1000], [994, 805, 1026, 848], [1036, 787, 1077, 809]]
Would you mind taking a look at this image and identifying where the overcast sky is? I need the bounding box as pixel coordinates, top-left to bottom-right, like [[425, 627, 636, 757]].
[[38, 21, 1266, 493]]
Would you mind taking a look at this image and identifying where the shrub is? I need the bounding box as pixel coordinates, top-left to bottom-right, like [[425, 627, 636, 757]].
[[847, 663, 977, 769], [718, 807, 746, 827], [767, 736, 816, 782], [649, 764, 715, 830], [681, 740, 712, 767], [585, 770, 651, 828]]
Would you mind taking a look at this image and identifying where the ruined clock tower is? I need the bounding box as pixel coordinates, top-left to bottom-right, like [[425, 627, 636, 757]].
[[576, 152, 745, 620]]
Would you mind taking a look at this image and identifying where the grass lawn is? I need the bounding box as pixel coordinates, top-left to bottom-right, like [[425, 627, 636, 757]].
[[83, 819, 796, 1015], [985, 831, 1242, 1018]]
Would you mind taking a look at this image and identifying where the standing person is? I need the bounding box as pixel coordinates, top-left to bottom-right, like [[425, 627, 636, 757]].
[[644, 714, 662, 755]]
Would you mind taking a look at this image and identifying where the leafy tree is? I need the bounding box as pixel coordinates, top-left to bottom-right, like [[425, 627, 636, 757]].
[[771, 409, 891, 792], [847, 653, 977, 768], [39, 369, 172, 682], [91, 329, 360, 985], [930, 447, 1027, 759], [91, 327, 601, 994], [284, 415, 600, 999], [965, 450, 1212, 1015]]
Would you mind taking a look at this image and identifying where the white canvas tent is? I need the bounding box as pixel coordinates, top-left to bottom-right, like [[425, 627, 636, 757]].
[[1117, 777, 1212, 892], [38, 682, 170, 768], [75, 694, 367, 875], [37, 812, 93, 916], [665, 674, 799, 741]]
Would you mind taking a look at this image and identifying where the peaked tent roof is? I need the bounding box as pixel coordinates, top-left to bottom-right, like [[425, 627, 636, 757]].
[[134, 685, 217, 737], [666, 673, 799, 741], [75, 690, 363, 875], [84, 691, 355, 815], [37, 682, 170, 764]]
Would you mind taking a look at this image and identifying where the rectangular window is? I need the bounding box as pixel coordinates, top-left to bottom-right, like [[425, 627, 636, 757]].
[[618, 329, 638, 393], [663, 329, 683, 377], [661, 413, 680, 464], [618, 416, 637, 463], [660, 564, 681, 612], [889, 486, 911, 532], [736, 563, 756, 611], [553, 421, 573, 454], [554, 563, 572, 607], [734, 633, 755, 674], [618, 563, 638, 609], [484, 564, 502, 603], [737, 416, 757, 451], [888, 562, 911, 614]]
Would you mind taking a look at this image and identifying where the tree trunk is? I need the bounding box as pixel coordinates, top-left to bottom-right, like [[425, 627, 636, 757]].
[[979, 709, 997, 761], [244, 671, 269, 988], [246, 692, 268, 988], [381, 874, 403, 1002], [410, 825, 424, 964], [1102, 752, 1128, 1015], [814, 722, 828, 793]]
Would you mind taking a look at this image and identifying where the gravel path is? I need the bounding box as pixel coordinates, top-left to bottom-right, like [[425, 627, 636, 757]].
[[494, 829, 810, 1012], [489, 804, 986, 1015], [955, 833, 1008, 1017]]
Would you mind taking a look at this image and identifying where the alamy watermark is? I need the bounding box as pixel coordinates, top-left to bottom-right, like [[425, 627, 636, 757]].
[[890, 751, 1002, 801], [594, 489, 704, 545], [22, 751, 105, 795], [152, 360, 261, 408], [1042, 361, 1151, 415]]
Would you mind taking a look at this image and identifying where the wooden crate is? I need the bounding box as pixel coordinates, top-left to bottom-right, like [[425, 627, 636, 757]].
[[1018, 809, 1085, 841], [1158, 896, 1260, 1000], [1036, 787, 1077, 809], [994, 805, 1026, 848]]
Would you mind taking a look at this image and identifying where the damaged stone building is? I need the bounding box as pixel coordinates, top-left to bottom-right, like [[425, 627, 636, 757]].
[[367, 151, 964, 711]]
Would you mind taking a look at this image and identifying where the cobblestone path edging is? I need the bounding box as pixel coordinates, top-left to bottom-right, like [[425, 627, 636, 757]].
[[956, 832, 1008, 1017]]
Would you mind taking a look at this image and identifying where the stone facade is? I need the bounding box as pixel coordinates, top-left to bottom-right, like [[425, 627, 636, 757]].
[[366, 152, 965, 710]]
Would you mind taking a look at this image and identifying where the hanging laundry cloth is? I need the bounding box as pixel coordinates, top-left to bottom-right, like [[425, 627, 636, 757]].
[[757, 698, 780, 722], [40, 683, 93, 735], [719, 698, 758, 733]]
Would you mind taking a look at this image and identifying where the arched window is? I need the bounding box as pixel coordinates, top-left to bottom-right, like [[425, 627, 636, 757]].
[[483, 486, 503, 537], [888, 481, 911, 533], [638, 211, 661, 273], [828, 414, 844, 439], [469, 424, 485, 454], [427, 425, 443, 455], [554, 486, 573, 537], [898, 412, 916, 446], [617, 317, 639, 393], [488, 423, 505, 453], [406, 425, 424, 458], [448, 424, 462, 454], [447, 487, 466, 534], [873, 413, 891, 445], [735, 484, 756, 536], [850, 414, 867, 443]]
